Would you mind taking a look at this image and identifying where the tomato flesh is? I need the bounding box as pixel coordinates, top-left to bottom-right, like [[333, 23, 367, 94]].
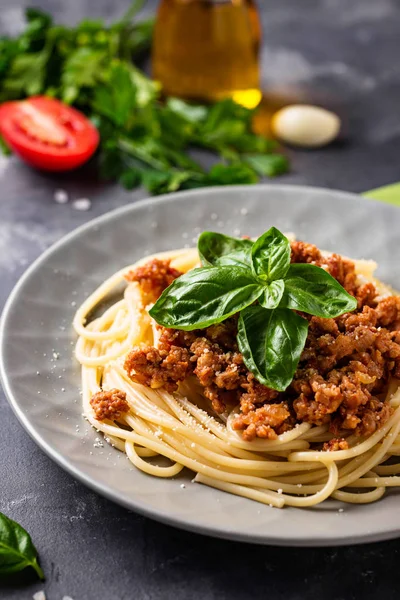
[[0, 96, 99, 172]]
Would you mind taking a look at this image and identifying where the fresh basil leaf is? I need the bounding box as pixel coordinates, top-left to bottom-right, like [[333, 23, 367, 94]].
[[280, 263, 357, 318], [251, 226, 291, 282], [150, 267, 263, 330], [238, 306, 309, 391], [0, 512, 44, 579], [198, 232, 253, 268], [259, 279, 285, 309]]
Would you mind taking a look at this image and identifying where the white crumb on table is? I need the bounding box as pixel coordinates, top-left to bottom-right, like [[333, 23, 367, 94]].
[[54, 189, 69, 204], [72, 198, 91, 211]]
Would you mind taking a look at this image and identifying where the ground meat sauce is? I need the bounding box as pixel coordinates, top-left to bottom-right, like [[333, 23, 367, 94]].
[[90, 388, 129, 421], [125, 258, 182, 302], [122, 242, 400, 441]]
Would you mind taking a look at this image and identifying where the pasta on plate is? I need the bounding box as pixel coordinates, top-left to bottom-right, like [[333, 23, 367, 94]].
[[74, 231, 400, 509]]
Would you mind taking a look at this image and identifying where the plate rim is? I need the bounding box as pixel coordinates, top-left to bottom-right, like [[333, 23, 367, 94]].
[[1, 183, 399, 547]]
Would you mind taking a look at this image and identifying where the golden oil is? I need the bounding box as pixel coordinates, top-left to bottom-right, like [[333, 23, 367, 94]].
[[152, 0, 262, 108]]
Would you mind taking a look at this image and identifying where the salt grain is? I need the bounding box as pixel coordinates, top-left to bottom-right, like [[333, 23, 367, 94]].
[[180, 483, 186, 489], [72, 198, 91, 211], [240, 207, 248, 215], [54, 189, 68, 204]]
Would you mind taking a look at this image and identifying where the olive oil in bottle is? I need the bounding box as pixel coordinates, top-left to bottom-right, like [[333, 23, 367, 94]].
[[152, 0, 262, 108]]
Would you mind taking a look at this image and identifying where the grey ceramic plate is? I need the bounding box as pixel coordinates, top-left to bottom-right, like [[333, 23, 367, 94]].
[[1, 184, 400, 547]]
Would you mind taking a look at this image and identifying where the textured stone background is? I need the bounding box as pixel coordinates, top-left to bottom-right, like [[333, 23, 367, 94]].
[[1, 1, 400, 598]]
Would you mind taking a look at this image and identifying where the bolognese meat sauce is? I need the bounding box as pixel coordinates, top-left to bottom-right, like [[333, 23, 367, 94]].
[[122, 241, 400, 441], [90, 388, 129, 421]]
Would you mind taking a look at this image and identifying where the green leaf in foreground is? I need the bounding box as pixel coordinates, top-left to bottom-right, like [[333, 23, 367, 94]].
[[198, 232, 253, 268], [0, 512, 44, 579], [150, 266, 264, 330], [251, 226, 291, 282], [280, 263, 357, 318], [238, 306, 309, 391], [258, 279, 285, 309]]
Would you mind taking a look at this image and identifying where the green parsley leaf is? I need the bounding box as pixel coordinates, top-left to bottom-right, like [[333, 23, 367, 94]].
[[61, 48, 107, 104], [0, 2, 289, 193], [243, 153, 289, 177]]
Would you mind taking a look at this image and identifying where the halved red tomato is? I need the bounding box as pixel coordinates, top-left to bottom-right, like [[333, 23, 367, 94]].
[[0, 96, 100, 172]]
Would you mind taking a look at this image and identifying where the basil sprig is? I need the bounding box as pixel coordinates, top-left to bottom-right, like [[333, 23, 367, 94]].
[[150, 227, 357, 391], [0, 512, 44, 579], [198, 232, 253, 268]]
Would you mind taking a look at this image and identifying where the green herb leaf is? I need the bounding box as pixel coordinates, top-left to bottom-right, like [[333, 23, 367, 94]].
[[206, 163, 258, 185], [0, 135, 11, 156], [258, 279, 285, 309], [238, 306, 309, 391], [92, 62, 136, 127], [251, 226, 291, 282], [1, 50, 49, 97], [61, 47, 106, 103], [0, 512, 44, 580], [150, 267, 264, 331], [166, 98, 208, 124], [198, 232, 253, 268], [0, 2, 289, 194], [280, 263, 358, 317], [242, 153, 289, 177]]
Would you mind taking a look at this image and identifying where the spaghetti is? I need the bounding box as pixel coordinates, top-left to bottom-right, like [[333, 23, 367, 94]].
[[74, 247, 400, 508]]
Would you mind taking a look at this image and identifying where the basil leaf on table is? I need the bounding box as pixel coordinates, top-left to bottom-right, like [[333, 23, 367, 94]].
[[198, 232, 253, 268], [0, 512, 44, 579], [238, 306, 309, 392], [280, 263, 357, 318], [258, 279, 285, 309], [150, 266, 264, 330], [251, 226, 291, 282]]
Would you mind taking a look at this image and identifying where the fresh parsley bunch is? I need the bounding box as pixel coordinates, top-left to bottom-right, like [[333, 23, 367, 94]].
[[150, 228, 357, 390], [0, 3, 289, 194]]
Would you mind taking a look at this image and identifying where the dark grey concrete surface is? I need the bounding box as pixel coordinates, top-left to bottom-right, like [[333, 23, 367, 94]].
[[1, 1, 400, 598]]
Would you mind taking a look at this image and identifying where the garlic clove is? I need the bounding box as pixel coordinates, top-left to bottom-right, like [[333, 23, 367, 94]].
[[271, 104, 341, 148]]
